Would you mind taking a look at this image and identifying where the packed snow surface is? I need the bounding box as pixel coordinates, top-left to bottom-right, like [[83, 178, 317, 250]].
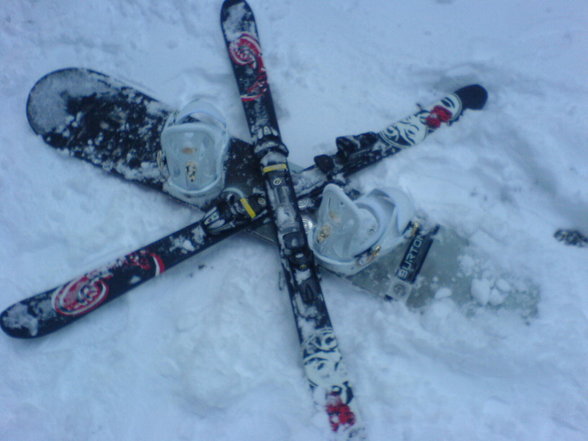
[[1, 0, 587, 440]]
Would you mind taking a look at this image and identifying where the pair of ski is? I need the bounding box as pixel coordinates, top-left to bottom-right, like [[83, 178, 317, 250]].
[[1, 0, 488, 438]]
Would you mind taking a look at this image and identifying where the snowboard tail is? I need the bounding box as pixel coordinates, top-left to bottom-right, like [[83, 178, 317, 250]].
[[27, 68, 171, 191]]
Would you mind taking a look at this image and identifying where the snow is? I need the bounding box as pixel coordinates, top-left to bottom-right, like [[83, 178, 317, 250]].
[[1, 0, 587, 440]]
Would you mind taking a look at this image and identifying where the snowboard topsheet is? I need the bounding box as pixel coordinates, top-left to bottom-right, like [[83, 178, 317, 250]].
[[21, 67, 538, 328]]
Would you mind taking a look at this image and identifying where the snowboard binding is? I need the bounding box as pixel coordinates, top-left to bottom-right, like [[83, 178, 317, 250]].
[[159, 99, 230, 206], [309, 184, 416, 276]]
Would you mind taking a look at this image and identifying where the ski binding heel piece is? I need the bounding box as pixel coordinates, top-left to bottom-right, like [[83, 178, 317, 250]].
[[309, 184, 415, 276], [159, 99, 230, 207]]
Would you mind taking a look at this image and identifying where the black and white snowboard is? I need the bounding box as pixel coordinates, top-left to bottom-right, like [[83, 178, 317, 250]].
[[24, 67, 529, 316], [9, 54, 539, 342]]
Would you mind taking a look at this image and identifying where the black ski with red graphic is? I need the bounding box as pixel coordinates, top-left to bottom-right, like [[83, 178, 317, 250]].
[[0, 193, 268, 338], [221, 1, 366, 438]]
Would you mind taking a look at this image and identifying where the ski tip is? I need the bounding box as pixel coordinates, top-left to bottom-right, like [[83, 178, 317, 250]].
[[1, 293, 64, 339], [0, 305, 39, 339], [455, 84, 488, 111], [222, 0, 244, 7], [1, 310, 30, 339], [221, 0, 248, 17]]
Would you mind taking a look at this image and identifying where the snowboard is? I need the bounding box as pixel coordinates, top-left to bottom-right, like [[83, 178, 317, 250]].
[[6, 69, 492, 339], [24, 68, 537, 318]]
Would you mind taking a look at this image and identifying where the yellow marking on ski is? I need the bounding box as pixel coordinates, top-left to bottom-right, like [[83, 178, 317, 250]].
[[262, 163, 288, 174], [240, 198, 257, 218]]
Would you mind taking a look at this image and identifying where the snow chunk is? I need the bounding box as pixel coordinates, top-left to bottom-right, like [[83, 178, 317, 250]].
[[471, 278, 492, 305], [435, 287, 453, 299]]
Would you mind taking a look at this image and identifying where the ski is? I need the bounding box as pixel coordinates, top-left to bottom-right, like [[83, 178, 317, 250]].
[[221, 0, 365, 438]]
